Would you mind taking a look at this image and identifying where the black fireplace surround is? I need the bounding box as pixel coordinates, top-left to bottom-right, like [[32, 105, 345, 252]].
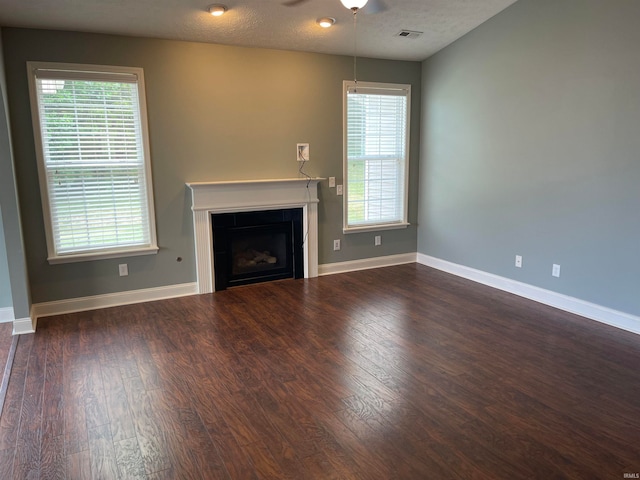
[[211, 208, 304, 290]]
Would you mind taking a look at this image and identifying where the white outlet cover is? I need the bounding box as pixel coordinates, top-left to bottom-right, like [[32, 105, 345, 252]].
[[297, 143, 309, 162], [329, 177, 336, 188], [336, 185, 343, 195]]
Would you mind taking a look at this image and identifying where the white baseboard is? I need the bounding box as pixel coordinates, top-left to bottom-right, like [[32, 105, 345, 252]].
[[0, 307, 14, 324], [31, 282, 199, 321], [22, 256, 640, 337], [13, 316, 36, 335], [319, 253, 417, 276], [417, 253, 640, 336]]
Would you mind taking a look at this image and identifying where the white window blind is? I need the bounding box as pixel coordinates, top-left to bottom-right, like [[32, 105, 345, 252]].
[[343, 82, 410, 232], [28, 63, 158, 263]]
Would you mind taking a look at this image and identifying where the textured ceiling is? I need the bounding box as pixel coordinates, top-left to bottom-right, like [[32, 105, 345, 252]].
[[0, 0, 518, 61]]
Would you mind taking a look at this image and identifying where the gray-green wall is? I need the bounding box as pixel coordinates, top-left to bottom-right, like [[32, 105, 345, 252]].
[[0, 208, 11, 308], [419, 0, 640, 316], [0, 29, 31, 319], [2, 28, 420, 304]]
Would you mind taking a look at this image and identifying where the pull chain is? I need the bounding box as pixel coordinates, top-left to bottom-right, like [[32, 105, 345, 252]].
[[353, 9, 358, 86]]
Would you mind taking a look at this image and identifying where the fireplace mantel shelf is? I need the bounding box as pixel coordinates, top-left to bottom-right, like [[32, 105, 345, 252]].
[[187, 178, 324, 212], [187, 178, 325, 188], [187, 178, 323, 293]]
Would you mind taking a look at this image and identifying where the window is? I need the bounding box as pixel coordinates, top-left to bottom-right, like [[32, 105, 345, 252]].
[[27, 62, 158, 263], [343, 81, 411, 233]]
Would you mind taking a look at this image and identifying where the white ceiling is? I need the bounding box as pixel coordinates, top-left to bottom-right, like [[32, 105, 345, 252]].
[[0, 0, 518, 61]]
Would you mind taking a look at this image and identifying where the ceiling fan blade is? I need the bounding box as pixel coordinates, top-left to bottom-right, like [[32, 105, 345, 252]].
[[363, 0, 387, 14], [282, 0, 309, 6]]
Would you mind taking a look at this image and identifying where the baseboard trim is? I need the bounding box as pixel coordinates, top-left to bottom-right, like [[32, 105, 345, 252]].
[[0, 307, 14, 324], [13, 316, 36, 335], [417, 253, 640, 336], [31, 282, 199, 321], [319, 253, 417, 276], [22, 257, 640, 336]]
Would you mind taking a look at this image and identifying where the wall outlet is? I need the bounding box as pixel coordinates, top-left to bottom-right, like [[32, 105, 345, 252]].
[[118, 264, 128, 276], [552, 264, 561, 278], [375, 235, 381, 246], [515, 255, 522, 268], [336, 185, 343, 196], [333, 239, 341, 251], [297, 143, 309, 162], [329, 177, 336, 188]]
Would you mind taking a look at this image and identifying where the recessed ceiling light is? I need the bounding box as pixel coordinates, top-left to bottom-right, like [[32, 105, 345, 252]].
[[208, 4, 227, 16], [317, 17, 336, 28]]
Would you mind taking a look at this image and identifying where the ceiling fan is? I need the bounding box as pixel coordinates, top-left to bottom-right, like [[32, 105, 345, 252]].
[[282, 0, 387, 14]]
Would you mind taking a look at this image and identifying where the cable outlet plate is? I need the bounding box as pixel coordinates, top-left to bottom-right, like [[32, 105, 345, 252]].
[[515, 255, 522, 268], [297, 143, 309, 162]]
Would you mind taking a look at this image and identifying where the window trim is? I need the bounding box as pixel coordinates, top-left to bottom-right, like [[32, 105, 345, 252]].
[[27, 61, 158, 264], [342, 80, 411, 234]]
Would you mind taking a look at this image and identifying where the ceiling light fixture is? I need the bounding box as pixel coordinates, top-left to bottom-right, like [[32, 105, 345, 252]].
[[208, 4, 227, 16], [341, 0, 368, 86], [317, 17, 336, 28], [340, 0, 368, 11]]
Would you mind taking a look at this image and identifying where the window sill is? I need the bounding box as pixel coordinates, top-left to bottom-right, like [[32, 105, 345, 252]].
[[47, 245, 159, 265], [343, 222, 410, 235]]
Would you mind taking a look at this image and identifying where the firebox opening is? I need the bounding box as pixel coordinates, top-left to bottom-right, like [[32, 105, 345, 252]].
[[212, 208, 303, 291], [231, 224, 290, 277]]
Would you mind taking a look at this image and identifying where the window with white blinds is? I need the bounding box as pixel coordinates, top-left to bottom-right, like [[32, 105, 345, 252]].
[[343, 81, 411, 233], [27, 63, 158, 263]]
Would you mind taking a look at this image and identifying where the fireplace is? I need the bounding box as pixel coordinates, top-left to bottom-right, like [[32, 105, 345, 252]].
[[212, 208, 303, 290], [187, 178, 322, 293]]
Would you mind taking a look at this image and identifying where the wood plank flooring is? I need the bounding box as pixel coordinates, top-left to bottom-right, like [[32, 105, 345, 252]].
[[0, 321, 16, 415], [0, 264, 639, 479]]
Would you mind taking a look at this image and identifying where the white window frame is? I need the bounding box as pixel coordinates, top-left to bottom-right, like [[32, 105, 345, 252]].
[[27, 62, 158, 264], [343, 81, 411, 234]]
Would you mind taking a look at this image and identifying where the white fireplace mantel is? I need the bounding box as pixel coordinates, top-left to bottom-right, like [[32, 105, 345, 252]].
[[187, 178, 323, 293]]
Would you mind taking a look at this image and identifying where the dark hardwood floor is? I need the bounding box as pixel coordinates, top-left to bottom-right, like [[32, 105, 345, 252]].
[[0, 322, 16, 416], [0, 264, 639, 479]]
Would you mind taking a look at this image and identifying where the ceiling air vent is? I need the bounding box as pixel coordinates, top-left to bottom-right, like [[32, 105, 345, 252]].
[[396, 30, 423, 39]]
